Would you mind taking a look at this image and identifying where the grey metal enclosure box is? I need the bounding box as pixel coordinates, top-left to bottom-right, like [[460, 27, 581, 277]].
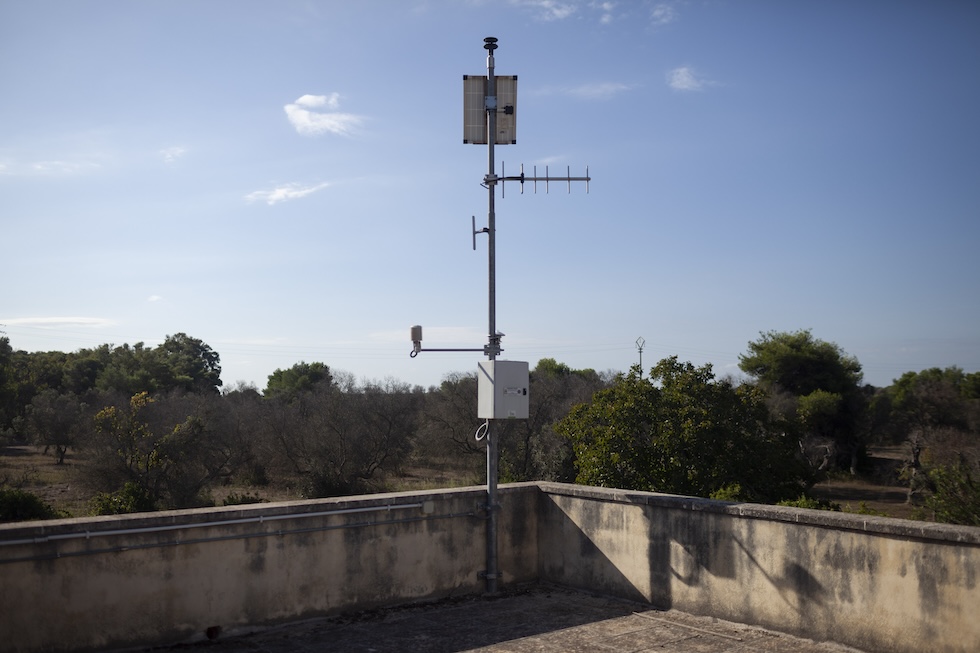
[[478, 360, 529, 419]]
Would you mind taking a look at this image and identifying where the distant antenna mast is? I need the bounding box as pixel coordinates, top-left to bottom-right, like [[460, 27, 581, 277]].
[[412, 37, 591, 595]]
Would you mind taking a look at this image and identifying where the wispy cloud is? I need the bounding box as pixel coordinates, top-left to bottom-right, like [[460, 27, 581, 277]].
[[650, 3, 677, 26], [0, 157, 104, 176], [160, 146, 186, 164], [245, 181, 331, 205], [667, 66, 712, 92], [534, 81, 633, 100], [284, 93, 364, 137], [592, 1, 615, 24], [567, 81, 633, 99], [511, 0, 577, 21], [1, 316, 115, 329], [147, 295, 163, 303], [25, 160, 102, 175], [533, 155, 567, 166]]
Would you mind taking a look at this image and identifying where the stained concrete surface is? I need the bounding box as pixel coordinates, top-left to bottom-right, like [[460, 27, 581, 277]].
[[152, 585, 867, 653]]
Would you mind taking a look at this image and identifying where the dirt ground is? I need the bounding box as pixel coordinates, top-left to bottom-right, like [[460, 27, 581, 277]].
[[1, 444, 927, 522], [809, 445, 930, 520]]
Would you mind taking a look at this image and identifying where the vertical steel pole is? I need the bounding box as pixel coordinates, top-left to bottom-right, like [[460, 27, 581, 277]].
[[483, 36, 499, 595]]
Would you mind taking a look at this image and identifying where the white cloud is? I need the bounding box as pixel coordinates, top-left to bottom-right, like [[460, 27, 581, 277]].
[[651, 3, 677, 26], [591, 1, 615, 24], [245, 181, 331, 205], [295, 93, 340, 110], [667, 66, 710, 91], [284, 93, 363, 137], [1, 316, 114, 329], [512, 0, 577, 21], [147, 295, 163, 303], [160, 146, 186, 164]]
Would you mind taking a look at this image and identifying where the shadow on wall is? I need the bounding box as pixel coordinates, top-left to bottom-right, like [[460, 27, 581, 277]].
[[652, 499, 835, 634], [539, 492, 656, 605], [543, 491, 839, 636]]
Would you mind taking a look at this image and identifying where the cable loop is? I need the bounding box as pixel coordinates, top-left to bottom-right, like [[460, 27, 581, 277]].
[[474, 420, 490, 442]]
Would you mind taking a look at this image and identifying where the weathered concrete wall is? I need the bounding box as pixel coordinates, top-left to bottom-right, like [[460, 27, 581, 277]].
[[536, 483, 980, 653], [0, 486, 537, 653], [2, 482, 977, 653]]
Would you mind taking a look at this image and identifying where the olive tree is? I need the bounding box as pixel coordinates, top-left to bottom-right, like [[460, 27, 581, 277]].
[[263, 376, 420, 497]]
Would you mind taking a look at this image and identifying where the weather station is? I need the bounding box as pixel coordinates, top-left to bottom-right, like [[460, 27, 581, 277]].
[[411, 37, 591, 594]]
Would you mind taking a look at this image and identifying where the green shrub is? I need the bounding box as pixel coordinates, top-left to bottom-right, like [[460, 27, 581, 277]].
[[777, 496, 842, 511], [222, 492, 266, 506], [710, 484, 746, 502], [847, 501, 887, 517], [926, 461, 980, 526], [90, 482, 156, 515], [0, 487, 65, 522]]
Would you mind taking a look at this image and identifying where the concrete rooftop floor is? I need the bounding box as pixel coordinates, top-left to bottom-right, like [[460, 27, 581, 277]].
[[153, 585, 867, 653]]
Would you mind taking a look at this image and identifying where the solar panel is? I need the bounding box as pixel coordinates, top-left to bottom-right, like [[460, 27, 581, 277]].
[[462, 75, 517, 144]]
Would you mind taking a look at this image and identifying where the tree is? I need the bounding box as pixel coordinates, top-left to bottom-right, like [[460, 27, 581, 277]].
[[886, 367, 974, 434], [739, 330, 863, 396], [926, 456, 980, 526], [262, 376, 419, 497], [417, 361, 612, 484], [62, 354, 104, 396], [739, 330, 867, 474], [155, 333, 222, 394], [87, 391, 236, 510], [498, 359, 607, 482], [25, 389, 91, 464], [95, 343, 159, 396], [417, 371, 482, 457], [878, 367, 980, 506], [557, 358, 809, 502], [264, 361, 332, 400], [0, 337, 17, 442]]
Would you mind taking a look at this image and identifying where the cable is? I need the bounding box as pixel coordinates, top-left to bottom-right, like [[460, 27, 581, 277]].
[[474, 419, 490, 442]]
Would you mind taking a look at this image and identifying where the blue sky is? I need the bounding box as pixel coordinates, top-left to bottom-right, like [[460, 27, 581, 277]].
[[2, 0, 978, 390]]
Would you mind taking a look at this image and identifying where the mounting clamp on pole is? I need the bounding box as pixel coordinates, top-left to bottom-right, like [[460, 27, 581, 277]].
[[484, 331, 504, 358]]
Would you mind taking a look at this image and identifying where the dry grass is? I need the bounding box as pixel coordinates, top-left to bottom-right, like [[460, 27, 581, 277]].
[[0, 446, 93, 517], [3, 445, 925, 521], [1, 446, 487, 518]]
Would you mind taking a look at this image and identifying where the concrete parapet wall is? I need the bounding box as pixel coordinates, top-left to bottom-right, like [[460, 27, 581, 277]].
[[536, 483, 980, 653], [1, 482, 977, 652], [0, 487, 537, 652]]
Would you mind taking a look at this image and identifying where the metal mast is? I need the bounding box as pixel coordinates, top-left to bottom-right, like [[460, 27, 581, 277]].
[[482, 36, 501, 595], [411, 36, 591, 596]]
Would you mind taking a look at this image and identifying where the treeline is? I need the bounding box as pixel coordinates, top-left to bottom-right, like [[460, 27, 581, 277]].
[[1, 330, 978, 525], [0, 335, 608, 515]]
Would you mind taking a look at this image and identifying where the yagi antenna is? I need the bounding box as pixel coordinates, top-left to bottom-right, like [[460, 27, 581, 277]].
[[498, 162, 590, 198]]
